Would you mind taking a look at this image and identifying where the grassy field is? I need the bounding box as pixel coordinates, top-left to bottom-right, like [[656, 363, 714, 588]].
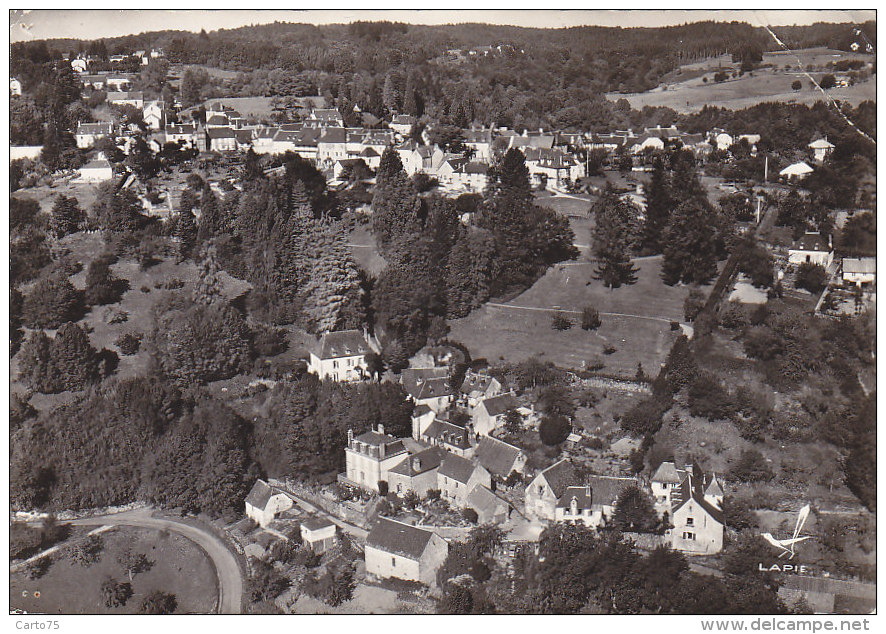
[[9, 526, 217, 614], [448, 256, 701, 377], [12, 180, 103, 215], [347, 224, 387, 276], [608, 47, 875, 113]]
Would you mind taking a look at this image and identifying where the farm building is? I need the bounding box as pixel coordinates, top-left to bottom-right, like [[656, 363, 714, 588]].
[[364, 518, 448, 585]]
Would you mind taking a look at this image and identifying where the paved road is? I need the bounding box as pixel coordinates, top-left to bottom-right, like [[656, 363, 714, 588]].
[[69, 508, 243, 614]]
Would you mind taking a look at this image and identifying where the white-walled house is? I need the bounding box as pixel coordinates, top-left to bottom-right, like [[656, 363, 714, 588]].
[[808, 138, 835, 163], [438, 454, 492, 507], [107, 91, 144, 109], [670, 474, 724, 555], [553, 475, 637, 529], [788, 232, 834, 268], [779, 161, 814, 181], [524, 459, 578, 521], [471, 392, 520, 437], [308, 330, 370, 382], [365, 518, 449, 585], [474, 436, 526, 480], [75, 122, 115, 149], [10, 77, 22, 96], [343, 426, 409, 492], [842, 257, 876, 286], [300, 517, 337, 553], [400, 367, 455, 413], [77, 159, 114, 183], [386, 447, 445, 498], [245, 479, 294, 528], [651, 461, 685, 509]]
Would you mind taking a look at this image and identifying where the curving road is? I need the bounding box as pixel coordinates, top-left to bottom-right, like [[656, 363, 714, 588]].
[[69, 508, 243, 614]]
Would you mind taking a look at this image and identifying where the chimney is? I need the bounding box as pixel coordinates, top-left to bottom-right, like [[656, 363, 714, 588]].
[[377, 424, 385, 436], [347, 429, 353, 444], [413, 457, 421, 471]]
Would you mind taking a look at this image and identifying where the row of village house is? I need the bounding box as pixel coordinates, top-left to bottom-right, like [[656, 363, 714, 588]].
[[237, 329, 730, 586]]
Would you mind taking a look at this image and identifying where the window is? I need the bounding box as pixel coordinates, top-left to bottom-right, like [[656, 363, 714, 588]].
[[333, 360, 339, 369], [683, 532, 695, 540], [392, 557, 396, 567], [686, 517, 694, 526], [538, 485, 544, 496]]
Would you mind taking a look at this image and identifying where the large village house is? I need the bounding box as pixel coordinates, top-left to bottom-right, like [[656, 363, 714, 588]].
[[788, 232, 834, 268], [307, 329, 370, 382], [343, 426, 408, 492], [364, 518, 449, 585]]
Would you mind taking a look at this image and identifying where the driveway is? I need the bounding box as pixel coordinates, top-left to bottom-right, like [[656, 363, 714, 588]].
[[69, 507, 243, 614]]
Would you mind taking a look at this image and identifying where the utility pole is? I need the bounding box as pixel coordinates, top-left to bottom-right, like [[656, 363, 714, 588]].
[[764, 155, 769, 182]]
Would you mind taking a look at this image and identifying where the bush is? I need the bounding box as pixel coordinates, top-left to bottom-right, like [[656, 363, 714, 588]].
[[683, 287, 706, 322], [377, 480, 389, 497], [303, 565, 356, 607], [581, 306, 601, 330], [139, 590, 177, 614], [730, 449, 775, 483], [687, 374, 735, 421], [819, 73, 836, 89], [425, 488, 441, 501], [412, 173, 439, 193], [26, 557, 53, 580], [101, 577, 134, 608], [795, 263, 827, 294], [551, 313, 573, 331], [66, 534, 104, 567], [539, 414, 571, 446], [603, 345, 617, 355], [714, 71, 729, 83], [115, 332, 142, 355], [792, 79, 802, 91]]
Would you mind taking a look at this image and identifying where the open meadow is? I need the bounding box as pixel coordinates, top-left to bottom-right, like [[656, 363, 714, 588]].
[[9, 526, 218, 614], [608, 47, 875, 113]]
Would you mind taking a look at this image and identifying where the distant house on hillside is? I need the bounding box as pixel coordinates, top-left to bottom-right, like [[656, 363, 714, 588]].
[[307, 329, 370, 382], [75, 122, 114, 148], [389, 114, 416, 136], [471, 392, 520, 437], [364, 518, 449, 585], [779, 161, 814, 181], [107, 91, 144, 109], [77, 159, 114, 182], [245, 479, 294, 528], [10, 77, 22, 96], [808, 138, 835, 163], [525, 459, 579, 521]]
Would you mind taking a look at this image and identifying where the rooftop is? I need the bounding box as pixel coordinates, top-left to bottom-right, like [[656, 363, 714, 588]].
[[366, 517, 436, 560], [474, 436, 522, 478], [316, 329, 369, 359]]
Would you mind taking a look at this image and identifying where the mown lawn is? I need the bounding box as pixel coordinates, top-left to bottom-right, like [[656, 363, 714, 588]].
[[9, 526, 218, 614], [347, 224, 387, 276], [448, 256, 704, 377]]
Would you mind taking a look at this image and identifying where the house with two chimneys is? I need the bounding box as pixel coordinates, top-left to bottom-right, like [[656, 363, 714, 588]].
[[342, 425, 409, 492], [788, 232, 834, 269], [75, 121, 115, 149], [307, 329, 371, 382]]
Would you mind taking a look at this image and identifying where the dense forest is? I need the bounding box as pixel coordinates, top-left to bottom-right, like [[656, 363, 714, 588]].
[[11, 19, 875, 131]]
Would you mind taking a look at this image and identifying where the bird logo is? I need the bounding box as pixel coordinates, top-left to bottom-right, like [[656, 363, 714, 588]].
[[761, 504, 813, 559]]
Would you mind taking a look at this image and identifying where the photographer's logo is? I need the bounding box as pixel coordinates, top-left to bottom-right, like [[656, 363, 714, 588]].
[[761, 504, 813, 560]]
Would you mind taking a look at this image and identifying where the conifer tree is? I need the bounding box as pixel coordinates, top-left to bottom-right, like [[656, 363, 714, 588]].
[[175, 208, 197, 262], [590, 187, 639, 288], [371, 148, 423, 261], [640, 159, 673, 254], [661, 198, 719, 286], [49, 194, 85, 239]]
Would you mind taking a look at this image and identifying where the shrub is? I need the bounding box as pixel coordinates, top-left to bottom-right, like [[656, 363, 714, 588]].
[[551, 313, 573, 331], [670, 321, 680, 331], [425, 488, 441, 501], [116, 332, 142, 355], [539, 413, 571, 446], [26, 556, 53, 580], [687, 374, 735, 421], [581, 306, 601, 330], [377, 480, 389, 497], [683, 287, 706, 322], [101, 577, 134, 607], [603, 345, 617, 355], [714, 71, 729, 82], [819, 73, 836, 89], [139, 590, 178, 614], [66, 534, 104, 567], [792, 79, 802, 91], [795, 263, 828, 294], [730, 449, 775, 483]]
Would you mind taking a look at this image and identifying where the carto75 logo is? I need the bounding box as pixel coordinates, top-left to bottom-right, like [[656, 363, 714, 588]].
[[761, 504, 813, 559]]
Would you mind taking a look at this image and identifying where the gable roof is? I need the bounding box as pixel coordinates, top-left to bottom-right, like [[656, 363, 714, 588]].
[[439, 453, 478, 484], [316, 329, 368, 359], [793, 232, 831, 252], [301, 516, 335, 531], [81, 159, 112, 171], [367, 517, 436, 559], [538, 459, 578, 498], [808, 138, 834, 149], [401, 367, 454, 400], [207, 127, 236, 139], [779, 161, 814, 176], [319, 127, 347, 144], [557, 485, 593, 509], [585, 475, 637, 507], [206, 115, 229, 125], [843, 257, 876, 275], [480, 393, 519, 417], [672, 474, 724, 524], [234, 129, 254, 144], [705, 474, 724, 498], [474, 436, 522, 478], [77, 122, 114, 135], [651, 461, 682, 484], [466, 484, 509, 516], [245, 479, 278, 510], [461, 371, 498, 395]]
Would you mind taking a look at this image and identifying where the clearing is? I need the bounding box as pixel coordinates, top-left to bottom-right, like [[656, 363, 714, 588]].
[[448, 255, 699, 378], [608, 47, 875, 113], [9, 525, 218, 614]]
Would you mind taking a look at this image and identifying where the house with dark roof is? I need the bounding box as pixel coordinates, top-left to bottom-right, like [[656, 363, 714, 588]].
[[400, 367, 455, 412], [474, 436, 526, 479], [460, 369, 503, 408], [842, 257, 875, 287], [472, 392, 520, 437], [389, 114, 416, 136], [651, 460, 686, 508], [788, 232, 834, 268], [245, 479, 294, 527], [309, 108, 345, 127], [525, 459, 579, 520], [75, 121, 115, 149], [308, 329, 370, 382], [343, 425, 408, 492], [670, 471, 724, 554], [107, 91, 144, 109], [365, 518, 449, 585], [387, 446, 446, 498], [419, 418, 473, 457], [465, 484, 511, 524], [206, 126, 237, 152], [437, 454, 491, 507], [410, 404, 437, 439]]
